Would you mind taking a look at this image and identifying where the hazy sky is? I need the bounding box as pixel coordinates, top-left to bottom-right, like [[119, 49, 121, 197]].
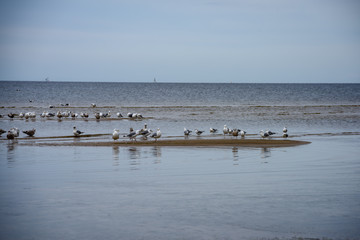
[[0, 0, 359, 83]]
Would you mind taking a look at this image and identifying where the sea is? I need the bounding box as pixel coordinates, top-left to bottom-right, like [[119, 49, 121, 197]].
[[0, 81, 360, 240]]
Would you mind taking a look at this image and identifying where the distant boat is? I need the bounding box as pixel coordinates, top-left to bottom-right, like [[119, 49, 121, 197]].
[[45, 77, 50, 82], [154, 78, 157, 83]]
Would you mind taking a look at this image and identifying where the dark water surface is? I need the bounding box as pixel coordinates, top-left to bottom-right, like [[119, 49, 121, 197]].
[[1, 82, 360, 239]]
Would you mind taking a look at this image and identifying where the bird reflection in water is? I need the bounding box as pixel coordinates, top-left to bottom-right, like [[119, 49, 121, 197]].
[[152, 146, 162, 164], [112, 146, 120, 165], [260, 147, 271, 161], [232, 147, 239, 165], [7, 141, 16, 166], [128, 147, 140, 170]]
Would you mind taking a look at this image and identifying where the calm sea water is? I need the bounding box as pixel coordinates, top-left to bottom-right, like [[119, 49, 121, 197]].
[[0, 81, 360, 240]]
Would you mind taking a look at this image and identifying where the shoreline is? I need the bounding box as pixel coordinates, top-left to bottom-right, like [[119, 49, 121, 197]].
[[16, 138, 311, 147]]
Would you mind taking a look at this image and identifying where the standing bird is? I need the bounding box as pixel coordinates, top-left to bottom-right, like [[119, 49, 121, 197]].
[[260, 130, 269, 138], [223, 125, 229, 135], [283, 127, 288, 133], [116, 112, 123, 118], [7, 131, 15, 139], [283, 132, 289, 138], [210, 128, 218, 133], [9, 127, 20, 137], [73, 126, 84, 137], [232, 129, 239, 137], [124, 129, 140, 141], [150, 128, 161, 141], [266, 130, 276, 136], [23, 128, 36, 137], [95, 112, 101, 119], [240, 130, 246, 138], [195, 129, 204, 136], [112, 129, 120, 141], [184, 128, 192, 136], [140, 123, 151, 139]]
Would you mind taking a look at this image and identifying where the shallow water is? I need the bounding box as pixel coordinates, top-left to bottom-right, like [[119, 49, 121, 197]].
[[0, 135, 359, 240], [1, 82, 360, 239]]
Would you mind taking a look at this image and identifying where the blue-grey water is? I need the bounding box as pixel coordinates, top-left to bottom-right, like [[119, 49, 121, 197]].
[[0, 81, 360, 240]]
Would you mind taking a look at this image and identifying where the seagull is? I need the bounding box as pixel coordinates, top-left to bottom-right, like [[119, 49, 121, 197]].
[[112, 129, 120, 141], [260, 130, 269, 138], [140, 123, 151, 139], [266, 130, 276, 136], [73, 126, 84, 137], [283, 127, 288, 133], [80, 112, 89, 118], [9, 127, 19, 137], [19, 112, 25, 118], [91, 103, 96, 108], [7, 131, 15, 139], [95, 112, 101, 119], [116, 112, 123, 118], [210, 128, 218, 133], [46, 112, 55, 117], [150, 128, 161, 141], [56, 111, 62, 119], [240, 130, 246, 137], [232, 129, 240, 137], [283, 133, 288, 138], [223, 125, 229, 135], [195, 129, 204, 136], [62, 111, 70, 118], [71, 112, 78, 118], [23, 128, 36, 137], [184, 128, 192, 136], [8, 113, 15, 118], [125, 129, 140, 141], [102, 111, 110, 118]]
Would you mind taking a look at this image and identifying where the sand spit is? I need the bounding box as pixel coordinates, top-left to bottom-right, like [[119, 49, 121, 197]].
[[17, 137, 311, 147]]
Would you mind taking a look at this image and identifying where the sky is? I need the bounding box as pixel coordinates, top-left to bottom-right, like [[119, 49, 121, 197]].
[[0, 0, 359, 83]]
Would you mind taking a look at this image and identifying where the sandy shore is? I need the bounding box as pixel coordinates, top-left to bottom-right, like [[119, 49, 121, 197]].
[[16, 137, 311, 147]]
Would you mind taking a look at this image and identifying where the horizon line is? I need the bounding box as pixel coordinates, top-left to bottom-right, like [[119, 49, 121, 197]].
[[0, 80, 359, 84]]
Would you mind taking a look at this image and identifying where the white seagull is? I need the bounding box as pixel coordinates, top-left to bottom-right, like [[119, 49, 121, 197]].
[[283, 127, 288, 133], [125, 129, 140, 141], [184, 128, 192, 136], [240, 130, 246, 137], [9, 127, 20, 137], [260, 130, 269, 138], [140, 123, 151, 139], [266, 130, 276, 136], [195, 129, 204, 136], [150, 128, 161, 141], [223, 125, 229, 135], [73, 126, 84, 137], [210, 128, 218, 133], [112, 129, 120, 141]]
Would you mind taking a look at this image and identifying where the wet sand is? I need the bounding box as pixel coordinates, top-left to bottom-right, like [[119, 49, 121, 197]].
[[15, 136, 311, 147]]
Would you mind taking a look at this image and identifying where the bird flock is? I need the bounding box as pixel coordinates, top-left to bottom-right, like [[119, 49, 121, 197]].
[[1, 104, 289, 142], [184, 125, 289, 139]]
